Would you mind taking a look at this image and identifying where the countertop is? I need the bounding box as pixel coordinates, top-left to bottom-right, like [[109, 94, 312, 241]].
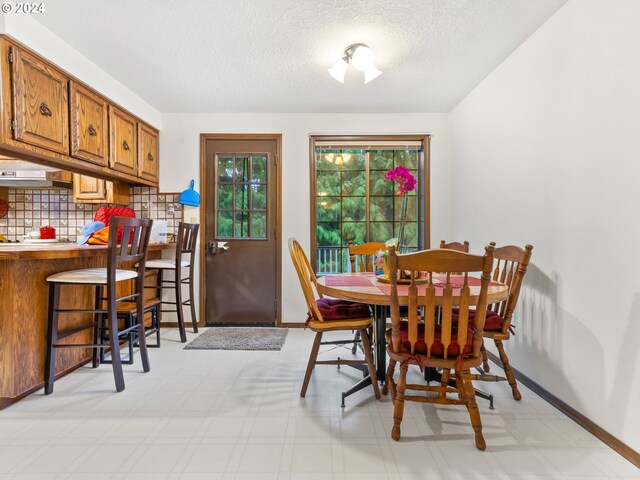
[[0, 242, 174, 260]]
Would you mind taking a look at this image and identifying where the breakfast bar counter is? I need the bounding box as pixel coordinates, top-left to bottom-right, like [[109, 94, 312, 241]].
[[0, 243, 173, 409]]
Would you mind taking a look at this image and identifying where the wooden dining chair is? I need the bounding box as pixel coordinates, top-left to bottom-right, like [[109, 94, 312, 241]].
[[347, 241, 386, 353], [439, 240, 470, 252], [289, 238, 381, 402], [348, 241, 386, 272], [385, 244, 495, 450], [475, 243, 533, 400]]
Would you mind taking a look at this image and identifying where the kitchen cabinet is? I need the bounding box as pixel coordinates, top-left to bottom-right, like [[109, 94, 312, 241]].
[[70, 82, 108, 166], [73, 174, 130, 205], [10, 45, 69, 154], [0, 36, 160, 187], [109, 106, 137, 176], [137, 122, 159, 182]]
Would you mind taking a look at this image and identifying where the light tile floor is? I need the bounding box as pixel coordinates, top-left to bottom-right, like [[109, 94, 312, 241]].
[[0, 328, 637, 480]]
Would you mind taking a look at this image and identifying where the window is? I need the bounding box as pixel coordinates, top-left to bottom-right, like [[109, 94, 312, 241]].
[[310, 136, 430, 273]]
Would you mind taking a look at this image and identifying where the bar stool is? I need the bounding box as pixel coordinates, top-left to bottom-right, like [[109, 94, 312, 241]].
[[144, 222, 199, 343], [45, 217, 153, 394]]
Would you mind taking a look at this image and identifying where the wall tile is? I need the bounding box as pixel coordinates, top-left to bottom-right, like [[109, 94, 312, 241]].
[[1, 187, 183, 242]]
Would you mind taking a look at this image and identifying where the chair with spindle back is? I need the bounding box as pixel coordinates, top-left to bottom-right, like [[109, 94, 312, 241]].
[[289, 238, 381, 403], [348, 241, 386, 273], [439, 240, 470, 252], [144, 222, 199, 342], [348, 241, 386, 353], [385, 245, 495, 450], [475, 243, 533, 400], [45, 217, 153, 394]]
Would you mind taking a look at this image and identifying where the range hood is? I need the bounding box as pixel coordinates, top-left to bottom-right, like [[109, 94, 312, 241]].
[[0, 161, 73, 189]]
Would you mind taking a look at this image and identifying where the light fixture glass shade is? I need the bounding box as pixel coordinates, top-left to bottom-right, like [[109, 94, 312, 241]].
[[351, 45, 374, 71], [328, 59, 348, 83], [324, 153, 335, 163], [363, 65, 382, 84], [342, 154, 352, 163]]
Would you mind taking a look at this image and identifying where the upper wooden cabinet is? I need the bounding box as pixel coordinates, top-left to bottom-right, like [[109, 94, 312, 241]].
[[137, 122, 159, 182], [11, 46, 69, 154], [109, 105, 137, 176], [0, 36, 160, 187], [70, 82, 108, 166], [73, 173, 130, 205]]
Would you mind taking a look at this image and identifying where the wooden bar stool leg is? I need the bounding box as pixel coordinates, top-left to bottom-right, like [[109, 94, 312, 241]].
[[44, 283, 60, 395], [92, 285, 102, 368], [136, 293, 151, 373], [106, 296, 125, 392], [174, 270, 187, 343], [187, 271, 198, 333]]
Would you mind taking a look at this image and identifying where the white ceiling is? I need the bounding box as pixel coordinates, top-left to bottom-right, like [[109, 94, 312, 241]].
[[34, 0, 566, 114]]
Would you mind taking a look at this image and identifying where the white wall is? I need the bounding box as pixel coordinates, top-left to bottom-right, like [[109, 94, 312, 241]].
[[449, 0, 640, 451], [161, 113, 451, 325], [1, 14, 161, 128]]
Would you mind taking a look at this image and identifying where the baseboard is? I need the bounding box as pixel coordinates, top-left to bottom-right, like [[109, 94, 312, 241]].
[[487, 351, 640, 468]]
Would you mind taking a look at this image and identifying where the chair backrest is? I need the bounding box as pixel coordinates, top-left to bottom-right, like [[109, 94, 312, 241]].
[[388, 245, 495, 364], [288, 238, 324, 322], [439, 240, 470, 253], [175, 222, 199, 267], [348, 241, 386, 272], [106, 217, 153, 295], [489, 243, 533, 333]]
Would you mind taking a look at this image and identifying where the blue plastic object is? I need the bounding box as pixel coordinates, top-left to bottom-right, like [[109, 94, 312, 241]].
[[179, 180, 200, 207]]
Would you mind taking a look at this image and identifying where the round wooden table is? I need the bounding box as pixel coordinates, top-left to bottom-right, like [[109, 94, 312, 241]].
[[316, 272, 509, 405]]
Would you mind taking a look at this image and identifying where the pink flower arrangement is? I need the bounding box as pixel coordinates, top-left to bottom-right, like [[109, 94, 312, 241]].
[[384, 166, 416, 196]]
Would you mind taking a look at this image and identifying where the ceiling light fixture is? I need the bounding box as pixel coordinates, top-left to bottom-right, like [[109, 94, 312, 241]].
[[328, 43, 382, 84]]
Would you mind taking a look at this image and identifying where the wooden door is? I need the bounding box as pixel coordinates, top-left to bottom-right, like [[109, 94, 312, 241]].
[[137, 122, 159, 182], [70, 82, 108, 166], [109, 106, 137, 175], [203, 136, 281, 326], [11, 46, 69, 154]]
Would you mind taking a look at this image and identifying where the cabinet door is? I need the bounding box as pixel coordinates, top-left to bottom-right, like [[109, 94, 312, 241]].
[[11, 46, 69, 154], [137, 122, 159, 183], [109, 105, 137, 175], [73, 173, 106, 202], [70, 82, 108, 166]]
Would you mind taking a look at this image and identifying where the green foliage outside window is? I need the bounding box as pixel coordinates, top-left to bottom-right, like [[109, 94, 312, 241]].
[[316, 148, 421, 273]]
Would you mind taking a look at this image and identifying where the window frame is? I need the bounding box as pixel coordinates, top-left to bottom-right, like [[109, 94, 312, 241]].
[[309, 134, 431, 272]]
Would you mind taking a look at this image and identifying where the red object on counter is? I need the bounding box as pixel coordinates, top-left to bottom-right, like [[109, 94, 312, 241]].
[[40, 225, 56, 239], [94, 206, 135, 243]]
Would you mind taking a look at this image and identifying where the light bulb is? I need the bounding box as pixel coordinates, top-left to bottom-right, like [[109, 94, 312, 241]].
[[351, 45, 374, 71]]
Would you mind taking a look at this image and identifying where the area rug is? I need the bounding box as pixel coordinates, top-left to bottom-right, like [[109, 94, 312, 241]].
[[184, 327, 288, 351]]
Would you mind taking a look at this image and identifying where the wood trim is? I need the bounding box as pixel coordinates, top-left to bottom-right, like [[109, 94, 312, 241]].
[[199, 133, 283, 327], [309, 134, 431, 271], [487, 351, 640, 468]]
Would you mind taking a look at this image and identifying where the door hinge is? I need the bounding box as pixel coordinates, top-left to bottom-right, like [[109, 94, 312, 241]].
[[6, 49, 12, 64], [274, 154, 278, 165], [274, 299, 278, 314], [10, 119, 16, 131]]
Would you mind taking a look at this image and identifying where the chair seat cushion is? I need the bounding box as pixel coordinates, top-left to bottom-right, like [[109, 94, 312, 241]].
[[452, 308, 503, 331], [47, 268, 138, 284], [315, 298, 371, 320], [145, 259, 190, 269], [398, 321, 473, 357]]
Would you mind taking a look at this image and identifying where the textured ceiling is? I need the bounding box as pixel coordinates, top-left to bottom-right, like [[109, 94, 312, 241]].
[[33, 0, 566, 113]]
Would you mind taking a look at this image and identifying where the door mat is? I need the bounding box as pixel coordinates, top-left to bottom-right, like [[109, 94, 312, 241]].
[[184, 327, 288, 351]]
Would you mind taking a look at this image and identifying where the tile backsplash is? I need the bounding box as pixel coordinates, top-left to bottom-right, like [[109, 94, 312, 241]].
[[0, 187, 183, 242]]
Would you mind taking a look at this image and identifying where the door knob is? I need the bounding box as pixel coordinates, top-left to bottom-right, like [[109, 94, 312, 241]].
[[208, 241, 230, 255]]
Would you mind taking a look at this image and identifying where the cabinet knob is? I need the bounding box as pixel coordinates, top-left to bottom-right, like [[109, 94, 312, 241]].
[[39, 102, 52, 117], [147, 152, 154, 162], [122, 140, 130, 151], [88, 124, 97, 136]]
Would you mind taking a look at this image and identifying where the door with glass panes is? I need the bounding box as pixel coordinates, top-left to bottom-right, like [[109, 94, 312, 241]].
[[203, 136, 280, 325]]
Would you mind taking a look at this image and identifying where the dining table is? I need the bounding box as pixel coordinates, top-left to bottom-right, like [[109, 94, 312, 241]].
[[316, 271, 510, 406]]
